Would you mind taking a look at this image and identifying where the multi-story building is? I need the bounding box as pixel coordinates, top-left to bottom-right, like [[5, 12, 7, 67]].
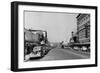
[[76, 14, 90, 44]]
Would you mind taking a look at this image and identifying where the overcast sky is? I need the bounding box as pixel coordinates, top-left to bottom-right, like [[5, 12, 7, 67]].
[[24, 11, 78, 43]]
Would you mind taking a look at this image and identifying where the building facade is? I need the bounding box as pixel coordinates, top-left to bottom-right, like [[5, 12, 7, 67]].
[[76, 14, 90, 44]]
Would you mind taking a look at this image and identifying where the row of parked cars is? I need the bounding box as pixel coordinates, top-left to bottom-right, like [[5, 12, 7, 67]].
[[24, 29, 51, 61]]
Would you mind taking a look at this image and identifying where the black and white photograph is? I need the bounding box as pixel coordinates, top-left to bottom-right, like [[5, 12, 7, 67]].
[[11, 1, 97, 71], [24, 11, 90, 62]]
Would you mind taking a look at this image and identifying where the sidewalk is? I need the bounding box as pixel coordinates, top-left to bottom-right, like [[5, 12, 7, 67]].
[[64, 47, 90, 58]]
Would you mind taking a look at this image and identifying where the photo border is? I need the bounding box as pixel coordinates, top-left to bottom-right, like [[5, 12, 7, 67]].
[[11, 1, 98, 72]]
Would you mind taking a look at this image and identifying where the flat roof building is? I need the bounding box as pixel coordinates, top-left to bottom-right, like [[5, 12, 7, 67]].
[[76, 14, 90, 44]]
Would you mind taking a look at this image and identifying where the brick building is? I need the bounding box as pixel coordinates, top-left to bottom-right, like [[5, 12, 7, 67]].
[[76, 14, 90, 44]]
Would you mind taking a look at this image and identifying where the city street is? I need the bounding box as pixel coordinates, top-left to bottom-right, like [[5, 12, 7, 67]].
[[30, 47, 90, 61], [24, 13, 91, 62]]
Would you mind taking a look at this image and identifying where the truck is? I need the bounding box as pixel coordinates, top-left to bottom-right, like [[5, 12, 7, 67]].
[[24, 29, 50, 61]]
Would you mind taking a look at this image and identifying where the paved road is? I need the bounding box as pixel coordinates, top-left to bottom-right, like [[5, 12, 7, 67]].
[[40, 48, 90, 61]]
